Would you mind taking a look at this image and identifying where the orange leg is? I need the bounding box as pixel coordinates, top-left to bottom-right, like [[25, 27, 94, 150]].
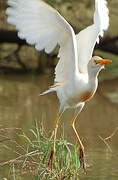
[[49, 112, 63, 169], [71, 114, 86, 170]]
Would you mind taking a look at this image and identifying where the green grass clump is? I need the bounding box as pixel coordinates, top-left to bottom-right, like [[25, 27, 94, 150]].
[[1, 120, 81, 179]]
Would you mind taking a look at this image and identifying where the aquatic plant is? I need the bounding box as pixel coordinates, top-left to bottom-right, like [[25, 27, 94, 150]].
[[0, 120, 82, 179]]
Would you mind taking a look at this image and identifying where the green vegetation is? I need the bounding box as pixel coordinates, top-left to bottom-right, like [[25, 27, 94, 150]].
[[0, 120, 82, 179]]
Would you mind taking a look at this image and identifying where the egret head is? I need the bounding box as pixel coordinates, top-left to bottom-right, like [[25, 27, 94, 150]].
[[88, 56, 112, 77]]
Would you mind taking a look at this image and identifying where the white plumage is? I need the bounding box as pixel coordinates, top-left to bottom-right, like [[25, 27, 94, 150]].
[[6, 0, 109, 79], [6, 0, 110, 169], [6, 0, 78, 82], [77, 0, 109, 73]]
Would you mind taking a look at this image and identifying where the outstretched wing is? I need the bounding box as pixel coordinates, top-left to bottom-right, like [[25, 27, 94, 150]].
[[76, 0, 109, 73], [6, 0, 78, 82]]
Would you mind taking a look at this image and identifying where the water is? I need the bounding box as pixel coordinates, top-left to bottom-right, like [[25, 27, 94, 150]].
[[0, 74, 118, 179]]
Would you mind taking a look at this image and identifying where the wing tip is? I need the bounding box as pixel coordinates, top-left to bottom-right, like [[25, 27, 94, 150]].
[[94, 0, 109, 34]]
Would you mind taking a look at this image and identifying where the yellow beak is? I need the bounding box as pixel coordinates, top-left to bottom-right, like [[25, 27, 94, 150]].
[[96, 59, 112, 65]]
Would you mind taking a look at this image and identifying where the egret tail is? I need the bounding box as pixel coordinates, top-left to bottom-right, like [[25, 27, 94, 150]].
[[40, 88, 56, 96]]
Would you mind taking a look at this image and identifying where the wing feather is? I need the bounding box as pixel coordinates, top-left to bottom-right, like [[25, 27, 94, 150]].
[[76, 0, 109, 73], [6, 0, 78, 82]]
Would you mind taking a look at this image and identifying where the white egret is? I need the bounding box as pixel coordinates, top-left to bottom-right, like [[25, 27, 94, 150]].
[[6, 0, 111, 169]]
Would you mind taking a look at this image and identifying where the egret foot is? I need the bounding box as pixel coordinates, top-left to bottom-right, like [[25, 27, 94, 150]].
[[79, 147, 86, 170], [48, 113, 63, 169], [48, 149, 55, 170]]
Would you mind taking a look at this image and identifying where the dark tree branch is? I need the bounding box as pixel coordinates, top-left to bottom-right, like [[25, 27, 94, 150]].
[[0, 30, 26, 45]]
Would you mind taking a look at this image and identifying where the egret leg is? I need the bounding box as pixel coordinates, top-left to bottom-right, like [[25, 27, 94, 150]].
[[49, 112, 63, 169], [71, 113, 86, 170]]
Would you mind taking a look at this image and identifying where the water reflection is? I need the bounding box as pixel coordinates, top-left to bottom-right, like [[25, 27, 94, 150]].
[[0, 74, 118, 179]]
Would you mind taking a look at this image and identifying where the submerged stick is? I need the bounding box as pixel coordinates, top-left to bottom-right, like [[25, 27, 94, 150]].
[[99, 127, 118, 152]]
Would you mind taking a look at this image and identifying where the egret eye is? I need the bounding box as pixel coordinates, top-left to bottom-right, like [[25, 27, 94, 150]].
[[94, 60, 98, 64]]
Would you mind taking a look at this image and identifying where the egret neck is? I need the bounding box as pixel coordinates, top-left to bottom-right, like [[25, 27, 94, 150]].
[[87, 64, 103, 96]]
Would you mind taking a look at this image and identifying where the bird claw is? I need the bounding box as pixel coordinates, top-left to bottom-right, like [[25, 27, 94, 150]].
[[48, 149, 55, 170], [79, 148, 86, 171]]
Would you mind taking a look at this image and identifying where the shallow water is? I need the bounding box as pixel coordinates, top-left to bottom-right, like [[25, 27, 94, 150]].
[[0, 74, 118, 179]]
